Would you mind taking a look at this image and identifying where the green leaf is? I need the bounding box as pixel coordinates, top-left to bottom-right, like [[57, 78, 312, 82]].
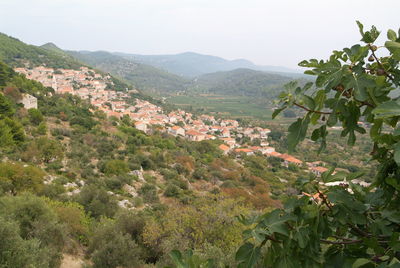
[[260, 209, 290, 236], [304, 70, 316, 75], [311, 128, 320, 141], [394, 142, 400, 165], [287, 116, 310, 151], [356, 21, 365, 37], [272, 106, 287, 119], [352, 258, 371, 268], [314, 90, 326, 110], [372, 101, 400, 118], [236, 243, 260, 268], [310, 112, 321, 125], [327, 112, 337, 127], [321, 166, 336, 182], [370, 119, 383, 140], [360, 25, 380, 43], [302, 95, 316, 110], [170, 250, 185, 267], [388, 29, 397, 41], [389, 257, 400, 266], [349, 74, 375, 102], [385, 41, 400, 53]]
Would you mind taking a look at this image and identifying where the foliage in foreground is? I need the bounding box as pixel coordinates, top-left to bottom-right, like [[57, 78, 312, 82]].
[[233, 22, 400, 267]]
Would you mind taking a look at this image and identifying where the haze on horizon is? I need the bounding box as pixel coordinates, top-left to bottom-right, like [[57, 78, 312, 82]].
[[0, 0, 399, 69]]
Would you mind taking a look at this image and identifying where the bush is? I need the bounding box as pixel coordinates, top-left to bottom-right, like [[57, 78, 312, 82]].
[[0, 194, 66, 267], [76, 185, 118, 218], [28, 108, 44, 125], [88, 219, 143, 268], [0, 162, 45, 195], [139, 183, 159, 204], [103, 160, 129, 175], [164, 184, 181, 197]]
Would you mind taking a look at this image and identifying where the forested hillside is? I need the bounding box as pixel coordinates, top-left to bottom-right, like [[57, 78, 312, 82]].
[[66, 50, 189, 94], [0, 33, 83, 69], [189, 68, 293, 98], [67, 49, 298, 98], [0, 59, 289, 267], [115, 51, 301, 77]]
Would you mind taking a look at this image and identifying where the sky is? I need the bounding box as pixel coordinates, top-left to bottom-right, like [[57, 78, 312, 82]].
[[0, 0, 399, 69]]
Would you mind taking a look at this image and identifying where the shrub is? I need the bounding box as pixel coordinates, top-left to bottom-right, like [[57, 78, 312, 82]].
[[103, 160, 129, 176]]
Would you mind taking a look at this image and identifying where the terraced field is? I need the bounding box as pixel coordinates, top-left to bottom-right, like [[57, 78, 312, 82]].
[[166, 94, 275, 121]]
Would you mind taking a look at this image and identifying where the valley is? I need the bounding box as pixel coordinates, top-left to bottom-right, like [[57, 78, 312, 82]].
[[0, 18, 394, 268]]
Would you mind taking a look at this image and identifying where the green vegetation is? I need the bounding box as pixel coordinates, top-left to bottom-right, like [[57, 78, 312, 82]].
[[167, 94, 273, 120], [1, 22, 399, 268], [116, 51, 301, 78], [189, 68, 292, 97], [0, 33, 83, 69], [67, 50, 188, 93], [67, 50, 302, 122], [0, 58, 285, 267], [233, 22, 400, 267]]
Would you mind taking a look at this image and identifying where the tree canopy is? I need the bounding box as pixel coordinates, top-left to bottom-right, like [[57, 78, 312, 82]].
[[234, 22, 400, 268]]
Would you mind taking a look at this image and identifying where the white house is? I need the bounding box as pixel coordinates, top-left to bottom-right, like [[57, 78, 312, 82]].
[[169, 126, 185, 136], [134, 121, 148, 133], [19, 94, 37, 109]]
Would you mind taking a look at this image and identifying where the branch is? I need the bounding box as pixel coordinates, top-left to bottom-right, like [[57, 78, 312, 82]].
[[358, 100, 375, 108], [293, 103, 332, 115], [260, 235, 281, 246], [369, 45, 397, 84], [316, 188, 333, 212], [320, 238, 362, 245]]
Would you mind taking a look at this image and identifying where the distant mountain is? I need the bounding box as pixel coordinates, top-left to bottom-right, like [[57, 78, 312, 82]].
[[67, 50, 189, 94], [189, 68, 294, 98], [40, 42, 66, 54], [0, 33, 139, 93], [67, 50, 299, 98], [0, 33, 83, 69], [114, 51, 301, 78]]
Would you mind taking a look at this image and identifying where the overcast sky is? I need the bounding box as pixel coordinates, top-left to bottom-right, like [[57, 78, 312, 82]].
[[0, 0, 399, 68]]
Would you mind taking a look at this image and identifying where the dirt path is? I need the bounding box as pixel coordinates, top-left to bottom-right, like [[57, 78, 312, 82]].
[[60, 254, 85, 268]]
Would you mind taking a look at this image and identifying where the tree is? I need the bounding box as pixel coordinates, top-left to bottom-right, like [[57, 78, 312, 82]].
[[28, 108, 44, 125], [103, 159, 129, 175], [236, 22, 400, 267], [0, 120, 14, 148], [88, 218, 143, 268], [0, 162, 45, 195], [139, 183, 159, 203], [24, 137, 63, 163], [0, 194, 66, 267], [0, 216, 51, 268], [3, 117, 25, 143], [143, 194, 251, 264], [76, 184, 118, 218], [0, 93, 15, 118]]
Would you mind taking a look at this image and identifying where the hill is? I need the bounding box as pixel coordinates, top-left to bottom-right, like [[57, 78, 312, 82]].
[[66, 50, 189, 94], [189, 68, 293, 98], [66, 50, 296, 99], [0, 56, 376, 267], [40, 42, 66, 54], [0, 33, 83, 69], [0, 59, 282, 266], [114, 51, 302, 77]]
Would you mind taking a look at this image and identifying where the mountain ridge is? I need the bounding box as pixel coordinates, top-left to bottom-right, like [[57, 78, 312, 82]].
[[114, 51, 301, 77]]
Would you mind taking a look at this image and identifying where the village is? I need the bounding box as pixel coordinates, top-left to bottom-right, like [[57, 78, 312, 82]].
[[15, 65, 339, 178]]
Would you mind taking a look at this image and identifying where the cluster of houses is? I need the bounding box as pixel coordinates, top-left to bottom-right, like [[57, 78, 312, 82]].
[[14, 66, 134, 101], [15, 65, 334, 178]]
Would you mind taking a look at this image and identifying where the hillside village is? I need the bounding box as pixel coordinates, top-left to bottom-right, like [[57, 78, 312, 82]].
[[15, 66, 335, 177]]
